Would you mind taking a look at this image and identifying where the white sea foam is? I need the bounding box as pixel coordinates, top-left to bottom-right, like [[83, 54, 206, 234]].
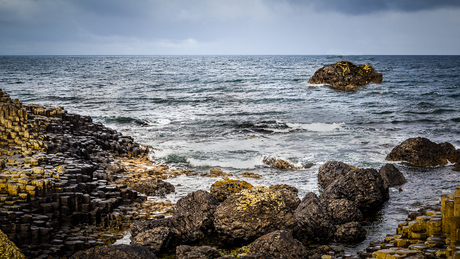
[[286, 122, 343, 132]]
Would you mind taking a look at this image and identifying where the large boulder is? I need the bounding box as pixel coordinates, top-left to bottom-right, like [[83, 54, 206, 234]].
[[176, 245, 221, 259], [214, 186, 297, 244], [70, 244, 157, 259], [210, 179, 253, 202], [248, 230, 308, 259], [269, 184, 301, 211], [320, 168, 389, 213], [131, 226, 175, 254], [294, 192, 334, 242], [317, 161, 354, 189], [385, 137, 455, 167], [323, 199, 363, 225], [308, 61, 382, 91], [333, 222, 367, 243], [127, 179, 175, 196], [378, 164, 406, 188]]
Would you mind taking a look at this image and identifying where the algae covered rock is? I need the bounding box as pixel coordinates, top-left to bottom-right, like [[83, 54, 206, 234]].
[[324, 199, 363, 225], [248, 230, 308, 259], [70, 244, 157, 259], [386, 137, 455, 167], [210, 179, 253, 202], [378, 164, 406, 188], [0, 229, 26, 259], [214, 186, 297, 244], [320, 168, 389, 213], [308, 61, 382, 91], [127, 179, 175, 196], [269, 184, 300, 211], [333, 222, 366, 243], [317, 161, 355, 189]]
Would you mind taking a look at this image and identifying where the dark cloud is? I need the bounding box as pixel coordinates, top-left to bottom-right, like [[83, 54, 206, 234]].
[[295, 0, 460, 15]]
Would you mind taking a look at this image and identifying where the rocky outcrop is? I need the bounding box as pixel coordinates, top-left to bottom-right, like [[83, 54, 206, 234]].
[[70, 244, 157, 259], [324, 199, 363, 225], [0, 228, 26, 259], [262, 157, 301, 170], [126, 179, 175, 196], [131, 226, 175, 254], [317, 161, 355, 189], [333, 222, 366, 243], [320, 168, 389, 213], [308, 61, 382, 91], [378, 164, 406, 188], [210, 179, 253, 202], [248, 230, 308, 259], [214, 186, 297, 244], [294, 192, 334, 242], [386, 137, 458, 167], [269, 184, 300, 211], [176, 245, 221, 259]]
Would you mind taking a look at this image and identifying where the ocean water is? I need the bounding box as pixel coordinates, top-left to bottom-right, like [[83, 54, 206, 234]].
[[1, 55, 460, 251]]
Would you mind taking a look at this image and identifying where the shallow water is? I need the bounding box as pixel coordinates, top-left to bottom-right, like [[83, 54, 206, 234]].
[[1, 55, 460, 251]]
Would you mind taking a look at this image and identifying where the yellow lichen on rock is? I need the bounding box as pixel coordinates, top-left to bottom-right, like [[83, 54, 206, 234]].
[[0, 229, 26, 259], [235, 186, 285, 212], [210, 179, 253, 202]]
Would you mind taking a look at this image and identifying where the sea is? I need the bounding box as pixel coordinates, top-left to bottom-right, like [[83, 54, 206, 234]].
[[1, 55, 460, 251]]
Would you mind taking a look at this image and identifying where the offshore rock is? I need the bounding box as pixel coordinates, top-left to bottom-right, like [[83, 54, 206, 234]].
[[176, 245, 221, 259], [308, 61, 382, 91], [127, 179, 175, 196], [210, 179, 253, 202], [324, 199, 363, 225], [385, 137, 455, 167], [317, 161, 355, 189], [378, 164, 406, 189], [333, 222, 366, 243], [214, 186, 297, 244], [248, 230, 308, 259], [294, 192, 334, 242], [262, 156, 300, 170], [0, 228, 26, 259], [70, 244, 157, 259], [320, 168, 389, 213]]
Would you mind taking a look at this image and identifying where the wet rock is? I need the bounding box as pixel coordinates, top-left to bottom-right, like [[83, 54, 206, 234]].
[[317, 161, 355, 189], [324, 199, 363, 225], [210, 179, 253, 202], [70, 244, 157, 259], [0, 228, 26, 259], [127, 179, 175, 196], [378, 164, 406, 188], [131, 226, 174, 254], [240, 172, 262, 179], [320, 168, 389, 213], [333, 222, 366, 243], [248, 230, 308, 259], [308, 61, 382, 91], [201, 168, 233, 178], [294, 192, 334, 242], [214, 186, 297, 244], [385, 137, 453, 167], [262, 157, 300, 170], [176, 245, 221, 259]]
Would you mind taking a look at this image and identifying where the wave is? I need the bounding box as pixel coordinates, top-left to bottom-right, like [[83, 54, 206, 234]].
[[103, 116, 149, 126], [227, 120, 342, 134]]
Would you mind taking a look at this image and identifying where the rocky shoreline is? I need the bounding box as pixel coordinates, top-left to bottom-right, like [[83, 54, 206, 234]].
[[1, 88, 460, 259]]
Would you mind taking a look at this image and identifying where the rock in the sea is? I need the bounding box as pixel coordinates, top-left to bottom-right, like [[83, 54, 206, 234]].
[[308, 61, 382, 91], [324, 199, 363, 225], [385, 137, 454, 167], [294, 192, 334, 242], [378, 164, 406, 188], [320, 168, 389, 213], [210, 179, 253, 202], [333, 222, 367, 243], [248, 230, 308, 259], [176, 245, 221, 259], [127, 179, 175, 196], [70, 244, 157, 259], [262, 156, 300, 170], [0, 229, 26, 259], [317, 161, 355, 189], [214, 186, 297, 244]]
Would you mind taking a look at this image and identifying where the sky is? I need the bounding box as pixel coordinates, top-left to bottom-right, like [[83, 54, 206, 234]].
[[1, 0, 460, 55]]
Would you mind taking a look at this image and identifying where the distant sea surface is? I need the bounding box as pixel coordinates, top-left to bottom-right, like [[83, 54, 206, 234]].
[[1, 55, 460, 251]]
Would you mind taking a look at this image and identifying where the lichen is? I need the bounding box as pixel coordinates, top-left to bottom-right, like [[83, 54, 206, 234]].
[[235, 186, 285, 212], [0, 229, 26, 259]]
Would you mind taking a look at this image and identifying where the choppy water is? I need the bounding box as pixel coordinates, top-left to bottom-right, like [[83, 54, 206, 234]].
[[1, 55, 460, 251]]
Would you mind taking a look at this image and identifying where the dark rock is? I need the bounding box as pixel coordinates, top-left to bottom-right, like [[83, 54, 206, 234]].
[[454, 163, 460, 172], [210, 179, 253, 202], [294, 192, 334, 242], [127, 179, 175, 196], [176, 245, 221, 259], [320, 168, 389, 213], [324, 199, 363, 225], [131, 226, 175, 254], [270, 185, 300, 211], [214, 186, 297, 244], [308, 61, 382, 91], [70, 244, 157, 259], [333, 222, 366, 243], [317, 161, 354, 189], [385, 137, 452, 167], [248, 230, 308, 259], [378, 164, 406, 188]]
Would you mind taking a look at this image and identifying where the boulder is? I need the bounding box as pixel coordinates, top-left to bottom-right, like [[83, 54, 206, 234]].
[[378, 164, 406, 188], [269, 184, 300, 211], [317, 161, 355, 189], [320, 168, 389, 213], [214, 186, 297, 244], [308, 61, 382, 91], [294, 192, 334, 242], [176, 245, 221, 259], [385, 137, 454, 167], [210, 179, 253, 202], [70, 244, 157, 259], [333, 222, 367, 243], [324, 199, 363, 225], [248, 230, 308, 259], [131, 226, 175, 254], [127, 179, 175, 196]]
